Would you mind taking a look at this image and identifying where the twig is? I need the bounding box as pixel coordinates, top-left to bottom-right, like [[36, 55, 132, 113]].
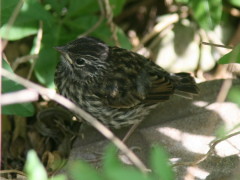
[[216, 79, 232, 102], [1, 68, 148, 172], [27, 21, 43, 79], [115, 0, 154, 23], [204, 30, 233, 56], [1, 0, 24, 52], [173, 131, 240, 167], [102, 0, 120, 46], [0, 169, 26, 176], [1, 89, 39, 105], [133, 13, 179, 52], [122, 121, 142, 143], [201, 42, 233, 49], [215, 41, 238, 102], [0, 0, 25, 172], [12, 54, 38, 70], [80, 0, 105, 37]]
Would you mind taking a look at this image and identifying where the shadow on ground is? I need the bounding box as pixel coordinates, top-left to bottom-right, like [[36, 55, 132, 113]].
[[67, 79, 240, 180]]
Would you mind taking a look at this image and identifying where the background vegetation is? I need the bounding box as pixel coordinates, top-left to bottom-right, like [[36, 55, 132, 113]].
[[1, 0, 240, 179]]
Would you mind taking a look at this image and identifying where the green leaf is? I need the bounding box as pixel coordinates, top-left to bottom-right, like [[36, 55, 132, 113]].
[[110, 0, 126, 16], [215, 124, 228, 138], [229, 0, 240, 8], [175, 0, 189, 4], [34, 23, 62, 88], [103, 144, 151, 180], [20, 0, 53, 24], [2, 103, 35, 117], [2, 60, 35, 117], [68, 161, 103, 180], [116, 28, 132, 50], [1, 0, 19, 24], [33, 0, 130, 87], [103, 144, 122, 170], [64, 15, 100, 34], [44, 0, 68, 15], [228, 86, 240, 106], [33, 12, 70, 88], [38, 15, 130, 87], [0, 22, 38, 40], [66, 0, 125, 21], [92, 24, 132, 49], [34, 47, 58, 88], [50, 174, 67, 180], [1, 0, 53, 40], [150, 145, 175, 180], [24, 150, 48, 180], [67, 0, 99, 18], [104, 167, 151, 180], [218, 44, 240, 64], [189, 0, 222, 30], [0, 0, 38, 40]]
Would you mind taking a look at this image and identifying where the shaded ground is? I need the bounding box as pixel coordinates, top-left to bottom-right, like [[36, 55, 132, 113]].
[[67, 79, 240, 180]]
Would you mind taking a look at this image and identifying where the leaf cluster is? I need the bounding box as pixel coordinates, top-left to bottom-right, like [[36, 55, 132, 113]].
[[1, 0, 131, 88], [25, 145, 175, 180]]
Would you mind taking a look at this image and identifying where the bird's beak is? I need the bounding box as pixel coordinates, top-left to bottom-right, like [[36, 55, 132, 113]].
[[54, 46, 67, 54], [54, 46, 73, 64]]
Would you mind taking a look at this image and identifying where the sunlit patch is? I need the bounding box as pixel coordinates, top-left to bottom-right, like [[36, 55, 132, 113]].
[[186, 166, 210, 180], [214, 134, 240, 157], [158, 126, 240, 157], [193, 101, 209, 107], [169, 157, 181, 163], [157, 127, 215, 154], [206, 103, 240, 129]]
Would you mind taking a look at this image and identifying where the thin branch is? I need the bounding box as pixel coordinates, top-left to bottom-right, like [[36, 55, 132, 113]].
[[133, 13, 179, 52], [201, 42, 233, 49], [80, 0, 105, 37], [102, 0, 120, 46], [0, 169, 26, 176], [1, 89, 39, 105], [1, 68, 148, 172], [12, 54, 38, 71], [27, 21, 43, 79], [216, 79, 232, 102], [1, 0, 24, 52], [0, 0, 25, 171], [215, 40, 238, 102], [122, 121, 142, 143], [173, 131, 240, 167]]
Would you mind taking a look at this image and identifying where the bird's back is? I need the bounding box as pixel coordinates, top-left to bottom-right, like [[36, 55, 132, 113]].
[[54, 37, 198, 128]]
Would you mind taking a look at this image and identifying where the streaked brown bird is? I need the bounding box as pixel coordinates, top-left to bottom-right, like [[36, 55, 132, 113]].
[[54, 37, 198, 128]]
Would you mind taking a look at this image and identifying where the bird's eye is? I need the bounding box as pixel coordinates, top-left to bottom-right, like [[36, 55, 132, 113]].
[[75, 58, 85, 66]]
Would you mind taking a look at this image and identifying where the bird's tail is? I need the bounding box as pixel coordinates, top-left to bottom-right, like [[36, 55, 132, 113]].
[[171, 72, 199, 99]]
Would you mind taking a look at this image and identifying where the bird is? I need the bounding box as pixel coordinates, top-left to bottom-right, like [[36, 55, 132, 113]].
[[54, 36, 199, 129]]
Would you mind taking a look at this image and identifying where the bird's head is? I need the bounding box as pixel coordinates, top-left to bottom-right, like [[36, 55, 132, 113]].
[[55, 37, 109, 81]]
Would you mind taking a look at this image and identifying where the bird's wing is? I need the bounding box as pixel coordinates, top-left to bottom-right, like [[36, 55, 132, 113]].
[[143, 73, 174, 105], [93, 47, 174, 108]]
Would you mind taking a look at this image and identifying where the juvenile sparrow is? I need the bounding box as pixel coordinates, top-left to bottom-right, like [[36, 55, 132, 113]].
[[54, 37, 198, 128]]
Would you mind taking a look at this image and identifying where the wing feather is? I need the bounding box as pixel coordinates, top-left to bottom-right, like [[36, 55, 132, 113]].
[[93, 47, 174, 108]]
